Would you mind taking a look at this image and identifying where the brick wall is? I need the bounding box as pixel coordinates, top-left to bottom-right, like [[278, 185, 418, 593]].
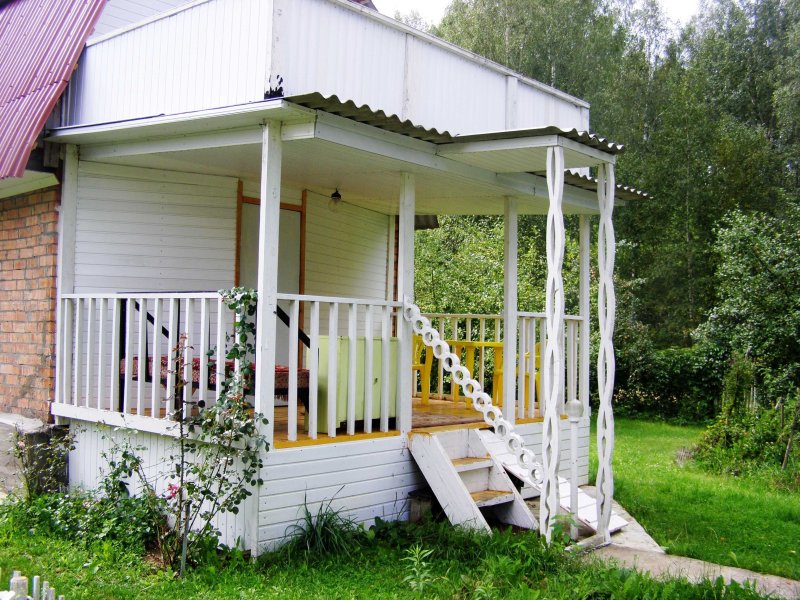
[[0, 187, 60, 421]]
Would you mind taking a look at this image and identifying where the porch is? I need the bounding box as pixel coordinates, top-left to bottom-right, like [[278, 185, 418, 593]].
[[51, 291, 582, 448]]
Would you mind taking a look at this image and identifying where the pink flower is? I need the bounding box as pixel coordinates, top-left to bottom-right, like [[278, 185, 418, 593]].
[[166, 483, 180, 499]]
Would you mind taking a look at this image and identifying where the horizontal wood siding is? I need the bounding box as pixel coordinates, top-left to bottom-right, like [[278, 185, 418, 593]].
[[304, 191, 389, 301], [74, 162, 237, 293], [69, 420, 245, 548], [259, 435, 422, 549], [515, 418, 591, 485]]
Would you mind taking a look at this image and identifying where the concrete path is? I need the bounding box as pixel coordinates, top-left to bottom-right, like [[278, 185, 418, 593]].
[[579, 486, 800, 599], [595, 543, 800, 599]]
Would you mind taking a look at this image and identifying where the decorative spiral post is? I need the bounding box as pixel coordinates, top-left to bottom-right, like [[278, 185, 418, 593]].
[[540, 146, 565, 542], [595, 162, 616, 542]]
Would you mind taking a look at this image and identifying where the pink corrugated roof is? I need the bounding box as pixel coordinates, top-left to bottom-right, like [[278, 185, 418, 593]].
[[0, 0, 106, 179]]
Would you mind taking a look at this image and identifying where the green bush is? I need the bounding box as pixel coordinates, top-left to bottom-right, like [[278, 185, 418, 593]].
[[614, 342, 726, 422], [0, 491, 163, 553]]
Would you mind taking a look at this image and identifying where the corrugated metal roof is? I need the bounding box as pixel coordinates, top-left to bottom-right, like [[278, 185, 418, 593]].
[[288, 92, 455, 143], [0, 0, 106, 179], [450, 126, 625, 155], [563, 171, 648, 201], [287, 92, 624, 154]]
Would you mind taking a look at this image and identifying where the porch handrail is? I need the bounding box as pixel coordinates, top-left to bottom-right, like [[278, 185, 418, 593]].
[[403, 298, 545, 485]]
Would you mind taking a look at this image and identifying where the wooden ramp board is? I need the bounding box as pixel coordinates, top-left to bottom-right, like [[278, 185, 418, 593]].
[[477, 430, 628, 534]]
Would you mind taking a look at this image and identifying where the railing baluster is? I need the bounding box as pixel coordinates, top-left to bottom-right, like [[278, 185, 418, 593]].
[[308, 301, 320, 439], [166, 298, 177, 415], [198, 298, 209, 410], [346, 303, 357, 436], [327, 302, 339, 438], [517, 316, 525, 420], [288, 299, 299, 442], [137, 297, 146, 415], [110, 298, 120, 411], [539, 317, 547, 418], [123, 299, 133, 414], [151, 298, 161, 417], [380, 305, 390, 432], [528, 318, 536, 419], [363, 305, 374, 433], [74, 298, 84, 407], [215, 297, 224, 403], [437, 318, 445, 399], [183, 299, 193, 420], [96, 298, 106, 410], [479, 317, 486, 387], [85, 297, 95, 408], [567, 319, 577, 411], [63, 298, 73, 405]]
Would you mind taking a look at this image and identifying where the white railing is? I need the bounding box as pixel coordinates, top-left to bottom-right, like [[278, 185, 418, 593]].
[[55, 292, 234, 421], [422, 312, 584, 419], [54, 291, 404, 443], [276, 294, 403, 442]]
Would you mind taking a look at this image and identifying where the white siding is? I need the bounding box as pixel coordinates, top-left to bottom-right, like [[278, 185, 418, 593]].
[[304, 191, 390, 301], [73, 162, 237, 293], [67, 419, 590, 551], [67, 0, 272, 126], [69, 420, 246, 548], [66, 0, 588, 135], [258, 435, 423, 549], [91, 0, 189, 39]]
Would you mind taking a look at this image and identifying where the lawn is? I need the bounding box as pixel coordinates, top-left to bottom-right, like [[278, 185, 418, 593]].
[[592, 418, 800, 580]]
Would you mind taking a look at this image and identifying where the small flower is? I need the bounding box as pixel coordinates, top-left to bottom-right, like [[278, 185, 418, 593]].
[[165, 483, 180, 499]]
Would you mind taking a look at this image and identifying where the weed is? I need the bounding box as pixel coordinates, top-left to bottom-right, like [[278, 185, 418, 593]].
[[401, 543, 434, 596], [284, 497, 363, 557]]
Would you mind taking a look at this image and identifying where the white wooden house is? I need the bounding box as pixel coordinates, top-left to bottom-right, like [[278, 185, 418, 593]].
[[47, 0, 628, 552]]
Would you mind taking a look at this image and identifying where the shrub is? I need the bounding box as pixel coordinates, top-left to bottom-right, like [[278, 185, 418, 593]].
[[614, 342, 726, 422]]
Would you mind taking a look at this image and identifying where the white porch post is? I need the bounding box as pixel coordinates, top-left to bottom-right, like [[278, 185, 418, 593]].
[[397, 172, 415, 434], [54, 144, 79, 411], [502, 196, 518, 424], [540, 146, 565, 541], [595, 162, 616, 542], [579, 215, 591, 416], [251, 121, 282, 553]]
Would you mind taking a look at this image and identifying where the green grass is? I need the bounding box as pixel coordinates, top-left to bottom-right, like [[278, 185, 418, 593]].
[[591, 418, 800, 580], [0, 512, 770, 599]]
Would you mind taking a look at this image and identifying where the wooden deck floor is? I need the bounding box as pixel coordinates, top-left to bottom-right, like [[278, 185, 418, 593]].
[[272, 397, 485, 448]]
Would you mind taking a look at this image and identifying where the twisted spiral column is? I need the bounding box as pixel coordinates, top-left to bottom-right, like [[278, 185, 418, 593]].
[[595, 162, 617, 542], [540, 146, 565, 541]]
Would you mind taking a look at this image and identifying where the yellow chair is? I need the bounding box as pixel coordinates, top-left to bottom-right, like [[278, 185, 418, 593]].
[[412, 335, 433, 404], [494, 343, 541, 415]]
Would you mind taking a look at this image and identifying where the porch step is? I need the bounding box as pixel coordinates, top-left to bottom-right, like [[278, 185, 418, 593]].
[[471, 489, 515, 507], [452, 456, 493, 472], [408, 428, 538, 532], [476, 430, 628, 533]]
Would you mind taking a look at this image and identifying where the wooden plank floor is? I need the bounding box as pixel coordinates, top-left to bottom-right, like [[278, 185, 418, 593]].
[[272, 396, 486, 448]]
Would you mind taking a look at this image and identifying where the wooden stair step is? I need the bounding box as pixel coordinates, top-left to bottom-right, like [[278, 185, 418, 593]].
[[470, 489, 515, 508], [452, 456, 493, 472]]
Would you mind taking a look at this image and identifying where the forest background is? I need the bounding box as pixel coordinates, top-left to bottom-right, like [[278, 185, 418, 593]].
[[409, 0, 800, 483]]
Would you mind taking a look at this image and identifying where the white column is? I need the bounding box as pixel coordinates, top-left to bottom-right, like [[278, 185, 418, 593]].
[[397, 173, 415, 434], [579, 215, 591, 417], [502, 196, 518, 424], [540, 146, 565, 541], [54, 144, 79, 410], [251, 121, 282, 553], [595, 162, 617, 543]]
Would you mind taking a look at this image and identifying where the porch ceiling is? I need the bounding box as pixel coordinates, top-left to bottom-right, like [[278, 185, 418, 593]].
[[48, 98, 626, 215]]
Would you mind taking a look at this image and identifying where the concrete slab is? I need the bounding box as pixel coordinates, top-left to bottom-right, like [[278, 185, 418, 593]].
[[0, 421, 21, 498], [595, 544, 800, 599]]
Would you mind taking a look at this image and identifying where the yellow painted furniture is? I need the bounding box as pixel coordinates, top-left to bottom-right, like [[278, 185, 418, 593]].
[[308, 336, 398, 435], [447, 340, 503, 406], [494, 343, 541, 415], [412, 335, 433, 404]]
